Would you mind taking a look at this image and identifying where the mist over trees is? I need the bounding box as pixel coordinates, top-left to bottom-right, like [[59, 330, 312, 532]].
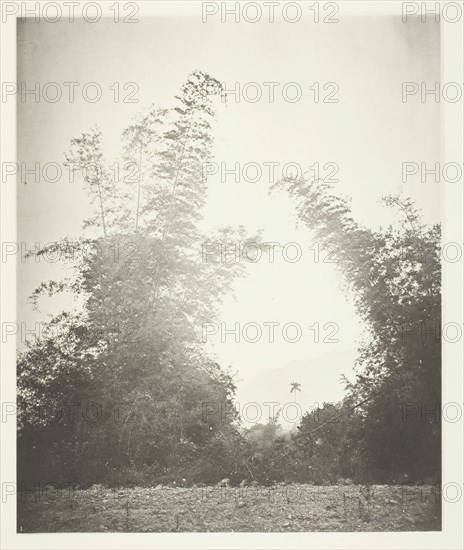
[[18, 71, 256, 485], [18, 72, 440, 488]]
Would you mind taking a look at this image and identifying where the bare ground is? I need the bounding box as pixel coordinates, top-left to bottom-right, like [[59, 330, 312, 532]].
[[17, 484, 441, 532]]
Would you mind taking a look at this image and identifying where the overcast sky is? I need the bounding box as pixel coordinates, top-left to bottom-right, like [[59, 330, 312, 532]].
[[17, 13, 441, 405]]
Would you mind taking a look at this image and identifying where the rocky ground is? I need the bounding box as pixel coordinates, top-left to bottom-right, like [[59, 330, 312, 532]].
[[17, 483, 441, 532]]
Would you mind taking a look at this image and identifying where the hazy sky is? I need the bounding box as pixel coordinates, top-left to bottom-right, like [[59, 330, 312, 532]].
[[17, 13, 441, 404]]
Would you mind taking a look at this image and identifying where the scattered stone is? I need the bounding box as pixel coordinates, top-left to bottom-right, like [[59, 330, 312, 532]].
[[19, 483, 441, 532]]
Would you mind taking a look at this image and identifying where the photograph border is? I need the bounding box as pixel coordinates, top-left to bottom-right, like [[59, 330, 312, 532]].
[[1, 1, 463, 548]]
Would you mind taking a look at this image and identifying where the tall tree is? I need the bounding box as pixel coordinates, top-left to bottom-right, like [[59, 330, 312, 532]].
[[290, 381, 302, 396], [273, 177, 441, 482], [18, 71, 260, 485]]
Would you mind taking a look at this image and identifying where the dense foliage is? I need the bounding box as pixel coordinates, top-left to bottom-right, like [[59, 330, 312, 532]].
[[18, 72, 257, 486], [269, 177, 441, 484], [18, 74, 440, 488]]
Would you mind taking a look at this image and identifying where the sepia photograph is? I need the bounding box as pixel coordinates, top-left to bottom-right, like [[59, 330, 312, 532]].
[[1, 1, 463, 548]]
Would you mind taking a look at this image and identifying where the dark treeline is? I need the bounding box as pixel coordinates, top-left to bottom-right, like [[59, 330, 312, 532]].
[[18, 72, 440, 488]]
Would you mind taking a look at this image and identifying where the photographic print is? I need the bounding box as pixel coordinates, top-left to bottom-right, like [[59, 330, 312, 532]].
[[1, 1, 463, 548]]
